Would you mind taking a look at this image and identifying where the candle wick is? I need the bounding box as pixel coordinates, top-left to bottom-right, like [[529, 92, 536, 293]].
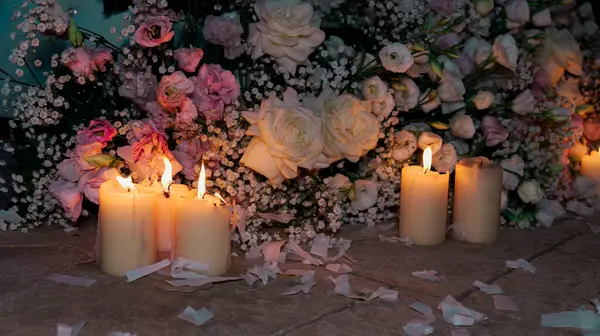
[[163, 190, 170, 199]]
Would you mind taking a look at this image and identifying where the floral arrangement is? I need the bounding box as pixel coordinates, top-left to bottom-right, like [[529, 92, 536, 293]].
[[1, 0, 599, 249]]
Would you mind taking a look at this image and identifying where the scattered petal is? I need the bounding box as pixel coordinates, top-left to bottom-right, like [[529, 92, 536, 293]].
[[403, 319, 434, 336], [241, 272, 259, 286], [589, 223, 600, 234], [452, 315, 475, 326], [325, 263, 354, 274], [126, 259, 171, 282], [310, 235, 331, 258], [283, 269, 315, 284], [287, 241, 323, 266], [493, 295, 519, 312], [506, 259, 536, 273], [438, 296, 486, 323], [541, 311, 600, 331], [473, 280, 503, 294], [367, 286, 398, 302], [167, 276, 242, 287], [410, 302, 435, 318], [378, 235, 413, 246], [177, 306, 214, 326], [282, 279, 316, 295], [170, 257, 208, 278], [56, 322, 85, 336], [412, 270, 445, 283], [47, 274, 96, 287], [329, 238, 353, 262], [246, 243, 265, 259], [450, 329, 471, 336], [329, 274, 367, 300]]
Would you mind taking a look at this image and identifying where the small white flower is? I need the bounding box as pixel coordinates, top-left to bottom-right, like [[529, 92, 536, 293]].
[[379, 43, 414, 73], [392, 130, 418, 162], [418, 132, 443, 155], [351, 180, 378, 211], [432, 144, 458, 173]]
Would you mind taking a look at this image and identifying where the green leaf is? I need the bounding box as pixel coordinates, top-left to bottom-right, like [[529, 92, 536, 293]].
[[576, 104, 594, 116], [428, 56, 443, 79], [84, 154, 120, 168], [428, 121, 450, 130], [68, 19, 84, 48]]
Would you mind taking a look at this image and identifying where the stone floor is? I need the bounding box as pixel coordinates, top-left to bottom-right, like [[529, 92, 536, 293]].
[[0, 216, 598, 336]]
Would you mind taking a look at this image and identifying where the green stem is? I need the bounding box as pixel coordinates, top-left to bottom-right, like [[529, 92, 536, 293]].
[[24, 62, 42, 87]]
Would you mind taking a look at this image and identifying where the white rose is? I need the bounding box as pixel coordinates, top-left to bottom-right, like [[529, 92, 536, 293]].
[[535, 199, 566, 228], [475, 0, 494, 16], [392, 77, 420, 111], [366, 93, 395, 118], [241, 88, 328, 185], [493, 34, 519, 71], [473, 91, 495, 110], [511, 90, 536, 115], [532, 9, 551, 27], [420, 90, 441, 113], [362, 76, 388, 102], [432, 144, 458, 173], [517, 180, 543, 204], [543, 28, 583, 77], [418, 132, 443, 155], [500, 156, 524, 190], [329, 173, 352, 198], [379, 43, 414, 73], [450, 115, 475, 139], [248, 0, 325, 74], [505, 0, 530, 27], [441, 101, 466, 115], [391, 130, 417, 162], [351, 180, 378, 211], [322, 94, 380, 163], [464, 37, 492, 65]]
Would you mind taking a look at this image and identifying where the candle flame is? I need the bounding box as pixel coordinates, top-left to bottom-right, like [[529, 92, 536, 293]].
[[161, 156, 172, 192], [423, 146, 432, 174], [215, 192, 227, 205], [197, 161, 206, 198], [116, 175, 135, 191]]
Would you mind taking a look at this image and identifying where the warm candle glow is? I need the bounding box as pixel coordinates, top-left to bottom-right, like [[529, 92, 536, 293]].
[[116, 175, 135, 191], [197, 162, 206, 198], [161, 156, 172, 192], [423, 146, 432, 174], [214, 192, 227, 205]]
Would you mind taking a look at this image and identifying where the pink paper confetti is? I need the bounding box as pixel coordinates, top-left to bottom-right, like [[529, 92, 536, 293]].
[[310, 236, 331, 258], [493, 295, 519, 312], [287, 241, 323, 266], [263, 240, 287, 263], [325, 263, 353, 274]]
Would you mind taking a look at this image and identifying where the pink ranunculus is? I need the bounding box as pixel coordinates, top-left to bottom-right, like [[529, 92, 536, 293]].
[[202, 15, 245, 60], [176, 98, 199, 126], [61, 46, 96, 77], [584, 119, 600, 141], [128, 119, 167, 144], [482, 116, 509, 146], [428, 0, 462, 17], [191, 64, 240, 120], [157, 71, 195, 110], [74, 142, 103, 171], [57, 158, 82, 183], [118, 72, 158, 107], [134, 16, 174, 48], [91, 48, 113, 72], [117, 132, 182, 182], [77, 119, 117, 146], [174, 47, 204, 73], [146, 101, 170, 130], [49, 180, 83, 221], [78, 168, 119, 204], [172, 138, 209, 180]]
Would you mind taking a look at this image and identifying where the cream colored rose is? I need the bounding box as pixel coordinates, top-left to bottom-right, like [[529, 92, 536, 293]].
[[351, 180, 378, 211], [450, 114, 475, 139], [322, 94, 380, 163], [473, 91, 494, 110], [500, 156, 524, 190], [241, 88, 328, 185], [379, 43, 414, 73], [420, 90, 441, 113], [365, 93, 395, 118], [511, 90, 536, 115], [433, 144, 458, 173], [543, 28, 583, 77], [248, 0, 325, 74], [418, 132, 443, 155], [362, 76, 388, 101], [392, 77, 420, 111], [517, 180, 543, 204], [493, 34, 519, 71], [532, 9, 551, 27], [392, 130, 417, 162]]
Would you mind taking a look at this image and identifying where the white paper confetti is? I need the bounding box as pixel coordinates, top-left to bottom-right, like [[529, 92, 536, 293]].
[[241, 272, 259, 286], [108, 333, 137, 336], [589, 223, 600, 234], [506, 258, 536, 274], [263, 240, 287, 263], [167, 276, 242, 287], [438, 296, 486, 324], [378, 235, 413, 246], [450, 329, 471, 336], [177, 306, 214, 326], [329, 238, 353, 262], [412, 270, 445, 283], [591, 298, 600, 313], [493, 295, 519, 312], [282, 279, 316, 295], [283, 269, 315, 284], [56, 322, 85, 336], [541, 311, 600, 331], [126, 259, 171, 282], [287, 241, 323, 266], [403, 319, 434, 336], [0, 209, 23, 224], [367, 286, 398, 302], [325, 263, 353, 274], [472, 280, 503, 294], [329, 274, 367, 300], [451, 315, 475, 326], [47, 274, 96, 287], [170, 257, 208, 279], [310, 236, 331, 258], [410, 302, 435, 318], [246, 243, 265, 259]]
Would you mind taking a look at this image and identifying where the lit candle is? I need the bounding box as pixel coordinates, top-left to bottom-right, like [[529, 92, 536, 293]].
[[399, 147, 449, 246], [175, 162, 232, 276], [452, 157, 503, 244], [155, 157, 190, 260], [98, 176, 157, 276], [581, 149, 600, 182]]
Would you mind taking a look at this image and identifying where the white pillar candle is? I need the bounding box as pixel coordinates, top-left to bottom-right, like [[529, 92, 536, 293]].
[[582, 149, 600, 182], [452, 157, 503, 244], [98, 176, 157, 276], [175, 163, 232, 276], [399, 147, 449, 246]]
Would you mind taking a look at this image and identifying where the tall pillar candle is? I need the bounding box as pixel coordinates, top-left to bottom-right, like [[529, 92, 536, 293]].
[[98, 176, 157, 276], [581, 149, 600, 182], [175, 163, 232, 276], [452, 157, 503, 244], [399, 147, 450, 246]]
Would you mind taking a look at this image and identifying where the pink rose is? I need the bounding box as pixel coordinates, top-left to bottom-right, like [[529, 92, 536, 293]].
[[74, 142, 103, 171], [119, 72, 158, 107], [202, 15, 245, 60], [61, 46, 96, 77], [127, 119, 167, 144], [191, 64, 240, 120], [134, 16, 174, 48], [157, 71, 195, 110], [117, 135, 182, 182], [584, 119, 600, 141], [77, 119, 117, 146], [78, 168, 119, 204], [172, 139, 209, 180], [174, 47, 204, 73], [175, 98, 199, 125], [49, 180, 83, 221], [428, 0, 462, 17], [482, 116, 509, 146], [91, 48, 113, 72], [57, 159, 81, 183]]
